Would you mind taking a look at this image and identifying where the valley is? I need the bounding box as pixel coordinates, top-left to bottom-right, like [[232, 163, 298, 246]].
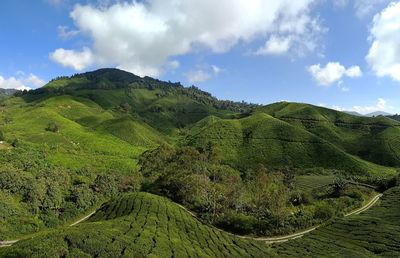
[[0, 68, 399, 257]]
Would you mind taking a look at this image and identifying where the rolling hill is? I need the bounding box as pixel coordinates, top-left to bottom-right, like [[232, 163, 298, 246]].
[[0, 68, 400, 252], [0, 192, 275, 258], [274, 186, 400, 257], [184, 110, 397, 176]]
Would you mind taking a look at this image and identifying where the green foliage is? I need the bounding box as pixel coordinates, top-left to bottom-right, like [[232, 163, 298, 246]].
[[139, 146, 370, 236], [45, 121, 59, 133], [1, 193, 275, 258], [1, 68, 400, 255], [274, 187, 400, 257], [184, 112, 396, 177]]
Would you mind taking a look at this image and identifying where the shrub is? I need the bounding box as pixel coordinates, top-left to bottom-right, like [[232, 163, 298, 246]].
[[314, 202, 335, 221], [45, 121, 59, 133]]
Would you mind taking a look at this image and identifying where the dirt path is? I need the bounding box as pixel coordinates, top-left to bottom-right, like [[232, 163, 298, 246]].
[[344, 193, 382, 217], [178, 193, 383, 244], [0, 193, 382, 248], [69, 211, 96, 227], [0, 210, 96, 248]]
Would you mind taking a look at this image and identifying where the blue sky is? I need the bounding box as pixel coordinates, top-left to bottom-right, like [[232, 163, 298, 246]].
[[1, 0, 400, 114]]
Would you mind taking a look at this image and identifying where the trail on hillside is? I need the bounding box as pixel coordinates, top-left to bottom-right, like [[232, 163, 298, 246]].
[[0, 210, 96, 248], [178, 193, 383, 244], [0, 193, 382, 248]]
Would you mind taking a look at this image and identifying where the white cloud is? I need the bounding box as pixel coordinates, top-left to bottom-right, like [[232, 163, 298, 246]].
[[186, 64, 223, 84], [58, 26, 79, 39], [255, 35, 292, 55], [332, 0, 391, 18], [211, 65, 222, 75], [354, 0, 391, 18], [0, 73, 45, 90], [325, 98, 394, 115], [50, 47, 94, 71], [352, 98, 391, 114], [308, 62, 362, 86], [366, 2, 400, 81], [25, 74, 45, 88], [186, 70, 211, 84], [345, 66, 363, 77], [50, 0, 322, 76]]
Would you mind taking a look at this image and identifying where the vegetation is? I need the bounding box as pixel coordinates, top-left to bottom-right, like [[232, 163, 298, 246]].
[[1, 68, 400, 257], [139, 145, 376, 236], [184, 112, 396, 176], [274, 187, 400, 257], [0, 89, 17, 101], [0, 193, 275, 258], [388, 114, 400, 121]]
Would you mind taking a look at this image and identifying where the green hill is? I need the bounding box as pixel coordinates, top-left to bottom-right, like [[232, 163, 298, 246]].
[[184, 112, 396, 177], [1, 68, 400, 254], [274, 187, 400, 257], [0, 89, 17, 101], [259, 102, 400, 167], [0, 192, 274, 258]]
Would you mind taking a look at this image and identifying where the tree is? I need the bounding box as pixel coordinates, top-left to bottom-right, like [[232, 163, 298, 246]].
[[282, 166, 295, 190], [332, 177, 346, 197], [45, 122, 59, 133]]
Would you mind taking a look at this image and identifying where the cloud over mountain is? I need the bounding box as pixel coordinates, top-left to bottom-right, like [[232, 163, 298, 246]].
[[50, 0, 321, 76]]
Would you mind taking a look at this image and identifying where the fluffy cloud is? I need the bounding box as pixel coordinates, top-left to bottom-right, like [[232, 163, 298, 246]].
[[0, 73, 45, 90], [308, 62, 362, 86], [366, 2, 400, 81], [321, 98, 393, 115], [50, 0, 321, 76], [186, 64, 222, 84], [352, 98, 392, 114], [50, 47, 94, 71], [255, 36, 292, 55]]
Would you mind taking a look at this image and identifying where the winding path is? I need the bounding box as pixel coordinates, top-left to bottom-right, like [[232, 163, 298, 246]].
[[178, 193, 383, 244], [0, 193, 383, 248], [0, 211, 96, 248]]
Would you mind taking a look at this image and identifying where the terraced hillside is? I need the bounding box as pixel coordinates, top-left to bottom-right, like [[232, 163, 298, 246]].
[[260, 102, 400, 167], [184, 112, 396, 176], [1, 68, 399, 245], [274, 187, 400, 257], [0, 193, 275, 258]]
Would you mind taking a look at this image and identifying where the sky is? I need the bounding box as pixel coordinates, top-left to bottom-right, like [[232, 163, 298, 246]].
[[1, 0, 400, 114]]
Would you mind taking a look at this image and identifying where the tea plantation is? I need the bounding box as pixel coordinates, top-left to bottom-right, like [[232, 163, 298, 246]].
[[274, 187, 400, 257], [0, 193, 275, 257]]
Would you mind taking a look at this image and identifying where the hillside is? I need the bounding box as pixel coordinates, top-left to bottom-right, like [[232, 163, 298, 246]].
[[184, 111, 396, 176], [388, 114, 400, 121], [0, 89, 17, 101], [0, 192, 274, 257], [0, 68, 400, 246], [274, 186, 400, 257]]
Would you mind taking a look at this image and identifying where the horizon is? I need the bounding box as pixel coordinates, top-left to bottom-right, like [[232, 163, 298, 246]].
[[1, 0, 400, 115]]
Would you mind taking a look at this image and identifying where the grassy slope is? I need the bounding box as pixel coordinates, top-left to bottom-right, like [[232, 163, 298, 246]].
[[260, 102, 400, 167], [0, 95, 148, 172], [1, 193, 275, 258], [274, 187, 400, 257], [184, 112, 396, 176]]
